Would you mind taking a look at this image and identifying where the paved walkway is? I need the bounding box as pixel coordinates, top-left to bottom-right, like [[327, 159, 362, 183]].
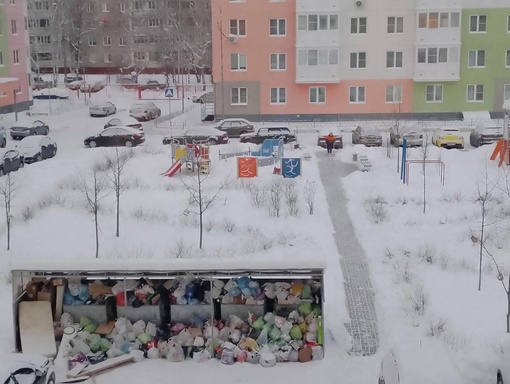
[[318, 152, 379, 356]]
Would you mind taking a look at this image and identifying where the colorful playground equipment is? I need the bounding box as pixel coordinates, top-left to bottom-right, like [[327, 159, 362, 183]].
[[490, 138, 510, 167], [219, 139, 284, 167], [400, 137, 445, 185], [161, 143, 210, 177]]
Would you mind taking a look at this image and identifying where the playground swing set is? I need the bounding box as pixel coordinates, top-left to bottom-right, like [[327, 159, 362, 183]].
[[161, 142, 211, 177]]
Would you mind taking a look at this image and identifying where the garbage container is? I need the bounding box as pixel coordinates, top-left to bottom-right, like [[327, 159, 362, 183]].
[[353, 153, 358, 162]]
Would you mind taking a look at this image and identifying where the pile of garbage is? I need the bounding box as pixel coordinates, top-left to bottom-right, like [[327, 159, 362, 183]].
[[61, 277, 324, 368]]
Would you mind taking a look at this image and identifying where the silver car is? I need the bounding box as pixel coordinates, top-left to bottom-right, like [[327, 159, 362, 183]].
[[89, 101, 116, 117], [395, 131, 423, 147], [129, 101, 161, 121]]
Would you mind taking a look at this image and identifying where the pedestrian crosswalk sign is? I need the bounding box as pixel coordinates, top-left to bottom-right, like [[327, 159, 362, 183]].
[[165, 87, 175, 97]]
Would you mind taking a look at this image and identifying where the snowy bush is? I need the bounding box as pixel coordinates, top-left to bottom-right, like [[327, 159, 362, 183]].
[[167, 239, 193, 258], [21, 207, 33, 222], [439, 253, 450, 270], [131, 207, 169, 223], [404, 283, 427, 317], [418, 245, 436, 264], [282, 180, 299, 217], [393, 262, 413, 284], [268, 179, 283, 217], [426, 318, 448, 337], [221, 217, 235, 233], [303, 180, 317, 215], [364, 196, 389, 224], [204, 219, 217, 232], [246, 182, 267, 208], [37, 193, 66, 211]]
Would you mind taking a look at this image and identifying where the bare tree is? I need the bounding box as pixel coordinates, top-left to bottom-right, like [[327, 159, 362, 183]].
[[104, 148, 134, 237], [79, 161, 109, 258], [0, 173, 18, 251], [182, 168, 227, 250], [304, 180, 317, 215]]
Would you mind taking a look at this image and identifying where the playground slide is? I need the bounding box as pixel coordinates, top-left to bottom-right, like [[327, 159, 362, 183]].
[[161, 159, 184, 177]]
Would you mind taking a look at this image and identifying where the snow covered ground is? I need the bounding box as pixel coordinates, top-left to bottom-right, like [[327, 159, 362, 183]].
[[0, 89, 508, 383]]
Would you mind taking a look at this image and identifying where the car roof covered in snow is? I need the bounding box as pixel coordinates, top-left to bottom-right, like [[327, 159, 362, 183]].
[[17, 136, 48, 147]]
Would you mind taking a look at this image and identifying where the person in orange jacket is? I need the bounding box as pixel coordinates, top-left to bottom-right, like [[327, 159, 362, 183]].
[[325, 132, 336, 154]]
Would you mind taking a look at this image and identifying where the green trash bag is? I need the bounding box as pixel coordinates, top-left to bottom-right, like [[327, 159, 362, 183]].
[[87, 333, 101, 353], [290, 325, 303, 340], [83, 324, 97, 334], [269, 326, 281, 340], [263, 323, 273, 333], [252, 317, 265, 330], [301, 285, 312, 299], [312, 307, 322, 317], [80, 317, 92, 328], [137, 333, 152, 344], [99, 338, 111, 352], [299, 302, 312, 316]]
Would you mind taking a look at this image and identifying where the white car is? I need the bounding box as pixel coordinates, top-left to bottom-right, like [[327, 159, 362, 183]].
[[378, 339, 464, 384], [129, 101, 161, 121], [191, 91, 214, 104], [89, 101, 116, 117], [0, 354, 55, 384]]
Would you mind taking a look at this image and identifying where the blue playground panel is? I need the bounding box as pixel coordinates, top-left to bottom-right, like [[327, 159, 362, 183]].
[[251, 139, 284, 158], [282, 158, 302, 178]]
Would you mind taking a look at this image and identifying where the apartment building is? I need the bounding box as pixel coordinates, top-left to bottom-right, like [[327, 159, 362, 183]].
[[0, 0, 31, 113], [211, 0, 510, 120], [28, 0, 211, 74]]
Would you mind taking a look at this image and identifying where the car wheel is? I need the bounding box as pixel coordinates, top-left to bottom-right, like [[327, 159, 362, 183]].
[[0, 168, 4, 176], [45, 128, 49, 135], [52, 149, 57, 157], [125, 141, 133, 148], [32, 131, 37, 136], [0, 139, 5, 148], [207, 138, 217, 145], [89, 141, 97, 148], [19, 161, 24, 168], [36, 154, 43, 162], [240, 130, 247, 135]]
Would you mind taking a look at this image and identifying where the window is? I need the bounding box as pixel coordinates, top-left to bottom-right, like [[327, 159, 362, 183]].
[[37, 35, 51, 43], [0, 51, 4, 66], [89, 54, 96, 63], [102, 3, 109, 12], [103, 36, 111, 46], [120, 3, 125, 12], [270, 53, 286, 70], [148, 1, 157, 9], [349, 86, 366, 103], [133, 1, 144, 10], [231, 87, 247, 105], [135, 51, 146, 61], [419, 12, 459, 28], [88, 37, 96, 46], [467, 84, 484, 101], [387, 51, 403, 68], [468, 50, 485, 67], [387, 16, 403, 33], [13, 49, 19, 64], [104, 53, 112, 63], [11, 20, 16, 34], [426, 85, 443, 102], [309, 87, 326, 103], [298, 49, 338, 66], [351, 17, 367, 34], [504, 84, 510, 100], [119, 36, 126, 46], [29, 35, 35, 44], [230, 53, 247, 70], [39, 19, 50, 27], [270, 19, 286, 36], [86, 3, 93, 12], [133, 36, 147, 44], [148, 18, 160, 27], [417, 47, 448, 63], [230, 19, 246, 36], [350, 52, 366, 68], [470, 15, 486, 32], [298, 14, 338, 30], [508, 15, 510, 32], [10, 0, 15, 4], [386, 85, 402, 103], [270, 87, 286, 104], [506, 50, 510, 67]]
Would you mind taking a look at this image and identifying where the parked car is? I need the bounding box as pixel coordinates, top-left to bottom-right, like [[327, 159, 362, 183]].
[[66, 80, 86, 91], [352, 126, 383, 147], [0, 353, 55, 384], [64, 73, 83, 83], [139, 80, 166, 91], [470, 125, 504, 147], [192, 91, 214, 104], [10, 120, 49, 140], [104, 117, 142, 130], [213, 118, 255, 137], [16, 136, 57, 163], [317, 127, 343, 149], [240, 126, 296, 144], [89, 101, 117, 117], [392, 130, 424, 147], [31, 75, 56, 90], [163, 127, 229, 145], [84, 126, 145, 148], [80, 81, 105, 93], [431, 127, 464, 149], [32, 88, 69, 100], [0, 124, 6, 148], [129, 101, 161, 121], [378, 339, 463, 384], [117, 76, 138, 89], [0, 149, 24, 176]]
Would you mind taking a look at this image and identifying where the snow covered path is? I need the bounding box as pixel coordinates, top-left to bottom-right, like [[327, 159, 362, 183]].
[[318, 151, 379, 356]]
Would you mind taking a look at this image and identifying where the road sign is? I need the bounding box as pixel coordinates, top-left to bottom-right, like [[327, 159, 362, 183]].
[[165, 87, 175, 98]]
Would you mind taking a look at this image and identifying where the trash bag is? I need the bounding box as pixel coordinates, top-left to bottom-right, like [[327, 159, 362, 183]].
[[177, 329, 194, 347], [115, 318, 132, 335], [218, 327, 230, 342], [236, 351, 247, 363], [268, 327, 281, 341], [193, 349, 211, 363], [229, 329, 242, 344], [137, 333, 152, 345], [280, 320, 293, 336], [312, 345, 324, 360], [229, 315, 245, 330], [99, 338, 111, 352], [247, 351, 260, 364], [256, 328, 268, 346], [145, 322, 157, 337], [288, 349, 299, 362], [167, 343, 185, 362], [220, 348, 235, 365], [252, 317, 265, 330], [147, 347, 160, 359], [290, 325, 303, 340], [259, 345, 276, 367], [132, 320, 146, 337], [83, 324, 97, 334], [263, 312, 275, 325], [80, 317, 92, 328], [299, 302, 312, 316], [60, 313, 74, 326], [301, 284, 312, 299]]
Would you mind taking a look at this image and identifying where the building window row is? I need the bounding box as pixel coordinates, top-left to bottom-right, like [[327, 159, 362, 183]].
[[28, 19, 50, 28], [297, 14, 338, 31], [298, 49, 338, 66], [29, 35, 51, 44], [418, 12, 460, 29]]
